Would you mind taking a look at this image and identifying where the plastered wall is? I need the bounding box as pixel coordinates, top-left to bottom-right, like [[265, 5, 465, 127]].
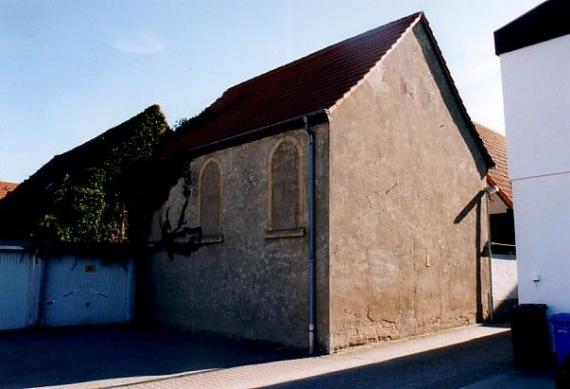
[[146, 125, 330, 351], [327, 24, 491, 350]]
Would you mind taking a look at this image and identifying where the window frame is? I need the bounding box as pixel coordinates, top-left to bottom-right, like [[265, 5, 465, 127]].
[[197, 157, 224, 243], [265, 137, 306, 239]]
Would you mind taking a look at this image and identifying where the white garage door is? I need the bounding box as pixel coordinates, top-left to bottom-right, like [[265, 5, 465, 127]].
[[0, 249, 41, 330], [43, 256, 134, 327]]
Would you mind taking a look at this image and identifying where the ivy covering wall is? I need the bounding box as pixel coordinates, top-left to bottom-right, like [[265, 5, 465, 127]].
[[0, 105, 171, 243]]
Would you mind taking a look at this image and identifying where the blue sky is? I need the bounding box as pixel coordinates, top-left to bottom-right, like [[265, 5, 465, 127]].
[[1, 0, 540, 183]]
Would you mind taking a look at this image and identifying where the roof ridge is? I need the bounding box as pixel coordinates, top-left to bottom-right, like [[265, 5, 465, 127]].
[[177, 12, 422, 136], [328, 12, 423, 114], [163, 10, 497, 171], [53, 104, 166, 159], [222, 12, 422, 96]]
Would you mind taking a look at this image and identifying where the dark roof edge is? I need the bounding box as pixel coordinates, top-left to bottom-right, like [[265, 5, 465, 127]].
[[167, 110, 329, 161], [418, 16, 495, 170], [3, 104, 169, 202], [56, 104, 167, 158], [494, 0, 570, 55]]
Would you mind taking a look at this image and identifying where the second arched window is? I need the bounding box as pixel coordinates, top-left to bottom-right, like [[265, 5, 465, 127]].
[[270, 141, 300, 230]]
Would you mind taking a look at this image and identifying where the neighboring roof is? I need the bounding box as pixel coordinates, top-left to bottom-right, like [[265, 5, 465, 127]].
[[495, 0, 570, 55], [158, 12, 494, 169], [0, 182, 17, 200], [0, 105, 171, 240], [474, 123, 513, 208]]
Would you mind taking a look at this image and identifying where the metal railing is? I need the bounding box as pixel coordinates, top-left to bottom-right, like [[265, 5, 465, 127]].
[[491, 242, 516, 256]]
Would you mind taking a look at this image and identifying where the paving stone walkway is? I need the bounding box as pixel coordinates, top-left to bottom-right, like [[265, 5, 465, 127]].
[[57, 325, 553, 389]]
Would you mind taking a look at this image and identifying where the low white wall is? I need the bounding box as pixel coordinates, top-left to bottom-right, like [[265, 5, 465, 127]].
[[491, 254, 517, 309]]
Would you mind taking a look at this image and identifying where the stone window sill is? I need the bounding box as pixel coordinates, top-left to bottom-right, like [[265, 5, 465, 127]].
[[264, 227, 305, 239], [200, 234, 224, 244]]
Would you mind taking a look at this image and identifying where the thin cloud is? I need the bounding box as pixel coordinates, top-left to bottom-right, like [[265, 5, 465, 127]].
[[105, 31, 164, 55]]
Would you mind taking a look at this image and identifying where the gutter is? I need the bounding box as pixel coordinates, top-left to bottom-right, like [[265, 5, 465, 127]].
[[485, 192, 495, 322], [303, 115, 318, 355], [180, 110, 328, 159], [483, 186, 498, 322]]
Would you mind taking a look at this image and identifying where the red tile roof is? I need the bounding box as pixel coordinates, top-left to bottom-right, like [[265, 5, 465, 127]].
[[0, 181, 17, 200], [158, 12, 493, 170], [160, 13, 421, 156], [474, 123, 512, 207]]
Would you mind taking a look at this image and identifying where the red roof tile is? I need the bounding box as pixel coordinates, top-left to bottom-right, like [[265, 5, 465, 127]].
[[474, 123, 512, 207], [158, 12, 493, 170], [0, 181, 17, 200], [160, 13, 422, 156]]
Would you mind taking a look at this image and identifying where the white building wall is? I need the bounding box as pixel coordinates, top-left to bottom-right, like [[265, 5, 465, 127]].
[[500, 33, 570, 315], [501, 34, 570, 180], [512, 175, 570, 313]]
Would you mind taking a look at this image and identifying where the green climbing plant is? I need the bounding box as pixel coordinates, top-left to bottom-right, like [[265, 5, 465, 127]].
[[37, 105, 169, 243]]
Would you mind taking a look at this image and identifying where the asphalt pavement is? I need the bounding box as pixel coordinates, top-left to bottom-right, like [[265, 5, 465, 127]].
[[0, 324, 556, 388]]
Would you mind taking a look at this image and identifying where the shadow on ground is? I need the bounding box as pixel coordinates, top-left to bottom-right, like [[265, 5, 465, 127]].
[[0, 324, 301, 388], [269, 331, 553, 389]]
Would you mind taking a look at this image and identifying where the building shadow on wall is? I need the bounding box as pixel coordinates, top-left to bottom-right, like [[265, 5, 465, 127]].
[[493, 286, 519, 323], [417, 18, 496, 324], [0, 324, 302, 389], [454, 190, 486, 322], [453, 193, 519, 325]]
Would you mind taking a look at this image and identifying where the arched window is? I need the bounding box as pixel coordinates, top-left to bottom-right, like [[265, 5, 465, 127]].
[[270, 140, 300, 230], [198, 159, 222, 237]]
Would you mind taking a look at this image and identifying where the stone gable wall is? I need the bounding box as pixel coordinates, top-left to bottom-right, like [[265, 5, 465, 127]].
[[327, 24, 491, 351]]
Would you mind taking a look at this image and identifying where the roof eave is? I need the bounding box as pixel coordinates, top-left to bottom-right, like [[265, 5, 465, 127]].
[[494, 0, 570, 56], [487, 175, 513, 208], [168, 109, 329, 161]]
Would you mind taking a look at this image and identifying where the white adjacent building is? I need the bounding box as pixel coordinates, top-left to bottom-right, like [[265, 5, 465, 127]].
[[495, 0, 570, 317]]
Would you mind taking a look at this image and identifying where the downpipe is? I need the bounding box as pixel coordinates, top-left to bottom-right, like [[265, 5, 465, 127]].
[[484, 189, 495, 322], [303, 115, 317, 354]]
